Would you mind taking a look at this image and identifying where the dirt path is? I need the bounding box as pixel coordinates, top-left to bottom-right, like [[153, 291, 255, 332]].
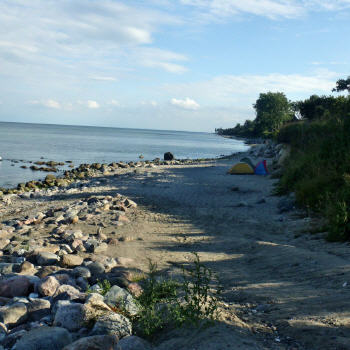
[[3, 155, 350, 349]]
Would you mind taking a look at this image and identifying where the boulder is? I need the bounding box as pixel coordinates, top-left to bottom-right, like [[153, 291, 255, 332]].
[[91, 311, 132, 338], [0, 302, 27, 327], [14, 326, 72, 350], [61, 254, 83, 268], [36, 252, 60, 266], [117, 336, 152, 350], [62, 335, 118, 350], [0, 276, 31, 298], [37, 276, 60, 297], [163, 152, 174, 161], [104, 286, 139, 316], [27, 298, 51, 321], [53, 303, 92, 331]]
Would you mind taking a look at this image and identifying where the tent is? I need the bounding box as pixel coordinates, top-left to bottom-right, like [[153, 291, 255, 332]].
[[240, 157, 255, 170], [228, 162, 255, 175], [254, 160, 269, 175]]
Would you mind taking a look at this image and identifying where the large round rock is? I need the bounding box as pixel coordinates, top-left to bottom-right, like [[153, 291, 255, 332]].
[[91, 312, 132, 338], [14, 327, 72, 350], [62, 335, 118, 350], [163, 152, 174, 161]]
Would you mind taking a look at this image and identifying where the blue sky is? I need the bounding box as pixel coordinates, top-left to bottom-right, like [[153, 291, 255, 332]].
[[0, 0, 349, 132]]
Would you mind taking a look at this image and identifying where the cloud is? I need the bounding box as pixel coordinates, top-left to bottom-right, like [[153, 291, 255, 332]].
[[179, 0, 350, 21], [134, 48, 188, 73], [29, 99, 61, 109], [109, 100, 121, 106], [171, 97, 200, 110], [90, 76, 117, 81], [87, 100, 100, 109], [180, 0, 304, 19]]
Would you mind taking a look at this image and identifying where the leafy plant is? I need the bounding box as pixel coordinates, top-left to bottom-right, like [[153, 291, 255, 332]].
[[97, 279, 112, 296], [135, 254, 222, 338]]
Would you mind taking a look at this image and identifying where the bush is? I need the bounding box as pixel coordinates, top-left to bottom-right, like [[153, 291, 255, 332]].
[[276, 115, 350, 241], [134, 253, 222, 338]]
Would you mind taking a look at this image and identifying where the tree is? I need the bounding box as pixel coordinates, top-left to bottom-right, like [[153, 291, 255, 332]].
[[333, 76, 350, 93], [253, 92, 293, 136]]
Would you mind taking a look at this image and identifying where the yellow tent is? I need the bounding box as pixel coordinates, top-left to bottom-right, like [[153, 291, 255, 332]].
[[228, 162, 254, 175]]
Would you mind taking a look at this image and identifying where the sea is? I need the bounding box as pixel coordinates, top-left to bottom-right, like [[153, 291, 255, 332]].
[[0, 122, 249, 188]]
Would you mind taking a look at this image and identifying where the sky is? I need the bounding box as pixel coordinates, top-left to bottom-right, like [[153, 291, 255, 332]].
[[0, 0, 349, 132]]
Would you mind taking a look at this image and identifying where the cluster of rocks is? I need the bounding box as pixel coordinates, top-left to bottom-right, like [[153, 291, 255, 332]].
[[0, 152, 206, 196], [0, 195, 152, 349]]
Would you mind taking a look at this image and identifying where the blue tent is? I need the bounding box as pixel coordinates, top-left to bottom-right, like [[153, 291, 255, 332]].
[[254, 160, 269, 175]]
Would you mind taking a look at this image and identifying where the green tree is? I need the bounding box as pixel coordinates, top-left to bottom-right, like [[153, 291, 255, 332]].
[[253, 92, 293, 136], [332, 76, 350, 93]]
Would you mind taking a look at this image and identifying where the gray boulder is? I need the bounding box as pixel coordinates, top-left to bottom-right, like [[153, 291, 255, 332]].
[[0, 302, 27, 327], [36, 252, 60, 266], [53, 303, 92, 331], [117, 336, 152, 350], [62, 335, 118, 350], [14, 326, 72, 350], [104, 285, 139, 316], [90, 311, 132, 338]]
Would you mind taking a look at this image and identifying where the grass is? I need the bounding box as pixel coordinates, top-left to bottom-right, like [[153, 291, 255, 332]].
[[276, 115, 350, 241]]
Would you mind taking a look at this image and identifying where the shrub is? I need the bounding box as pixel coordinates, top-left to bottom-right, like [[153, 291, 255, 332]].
[[277, 114, 350, 241], [134, 253, 222, 338]]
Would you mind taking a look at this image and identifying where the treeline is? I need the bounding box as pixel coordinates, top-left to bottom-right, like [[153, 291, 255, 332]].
[[220, 76, 350, 241], [216, 76, 350, 138]]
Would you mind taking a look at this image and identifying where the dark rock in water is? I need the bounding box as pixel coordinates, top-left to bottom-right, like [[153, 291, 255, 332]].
[[164, 152, 174, 161], [14, 327, 72, 350]]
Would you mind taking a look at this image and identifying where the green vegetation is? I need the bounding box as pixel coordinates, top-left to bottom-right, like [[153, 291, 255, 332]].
[[135, 253, 222, 338], [216, 92, 294, 138], [216, 76, 350, 241]]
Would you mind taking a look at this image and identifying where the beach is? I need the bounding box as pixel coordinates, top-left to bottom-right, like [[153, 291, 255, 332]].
[[0, 145, 349, 350]]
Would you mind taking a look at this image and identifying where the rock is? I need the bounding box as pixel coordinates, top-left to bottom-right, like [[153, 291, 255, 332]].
[[36, 251, 60, 266], [36, 265, 61, 279], [37, 276, 60, 297], [164, 152, 174, 161], [54, 303, 92, 331], [62, 335, 118, 350], [14, 326, 72, 350], [27, 298, 51, 321], [85, 293, 112, 317], [94, 242, 108, 254], [104, 286, 139, 316], [124, 198, 137, 208], [72, 266, 91, 279], [91, 312, 132, 338], [117, 336, 152, 350], [0, 302, 27, 327], [0, 276, 31, 298], [87, 262, 105, 276], [19, 261, 35, 274], [53, 284, 85, 302], [61, 254, 83, 268]]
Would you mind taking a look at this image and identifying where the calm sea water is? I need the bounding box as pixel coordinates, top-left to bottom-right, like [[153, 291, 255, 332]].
[[0, 122, 249, 188]]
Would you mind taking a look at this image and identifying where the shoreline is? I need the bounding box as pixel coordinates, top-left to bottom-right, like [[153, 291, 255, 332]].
[[0, 148, 252, 195], [1, 143, 348, 349]]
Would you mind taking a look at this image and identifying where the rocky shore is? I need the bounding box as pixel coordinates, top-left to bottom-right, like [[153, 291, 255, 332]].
[[2, 143, 337, 350]]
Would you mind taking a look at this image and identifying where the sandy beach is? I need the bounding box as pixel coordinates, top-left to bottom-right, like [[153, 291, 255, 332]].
[[1, 149, 350, 350]]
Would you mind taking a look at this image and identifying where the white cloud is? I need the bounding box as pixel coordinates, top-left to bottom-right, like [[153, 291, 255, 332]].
[[29, 99, 61, 109], [180, 0, 304, 19], [90, 76, 117, 81], [87, 100, 100, 109], [109, 100, 121, 106], [171, 97, 200, 110], [179, 0, 350, 20]]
